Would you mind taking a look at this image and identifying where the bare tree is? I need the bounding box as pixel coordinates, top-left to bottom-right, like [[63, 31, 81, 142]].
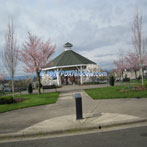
[[132, 11, 144, 85], [143, 38, 147, 65], [2, 20, 18, 97]]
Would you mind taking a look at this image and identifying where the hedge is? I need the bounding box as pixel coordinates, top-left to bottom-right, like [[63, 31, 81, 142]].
[[0, 96, 13, 104]]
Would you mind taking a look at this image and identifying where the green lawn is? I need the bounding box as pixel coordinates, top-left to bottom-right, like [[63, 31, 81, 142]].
[[0, 92, 59, 113], [0, 92, 11, 96], [85, 85, 147, 100], [130, 79, 147, 84]]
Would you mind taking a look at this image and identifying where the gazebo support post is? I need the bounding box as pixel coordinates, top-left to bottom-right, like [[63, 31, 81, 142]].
[[80, 66, 83, 85], [57, 68, 61, 86]]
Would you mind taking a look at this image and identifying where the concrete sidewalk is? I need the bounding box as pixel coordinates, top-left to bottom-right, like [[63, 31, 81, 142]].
[[0, 85, 147, 140], [17, 113, 147, 134], [0, 112, 147, 141]]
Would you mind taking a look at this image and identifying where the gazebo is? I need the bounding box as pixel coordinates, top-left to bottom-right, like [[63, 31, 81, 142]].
[[41, 42, 98, 86]]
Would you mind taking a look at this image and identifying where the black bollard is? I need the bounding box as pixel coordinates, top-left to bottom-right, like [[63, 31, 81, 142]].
[[75, 93, 83, 120]]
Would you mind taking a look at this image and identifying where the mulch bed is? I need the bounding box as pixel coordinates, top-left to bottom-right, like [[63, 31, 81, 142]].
[[13, 98, 26, 103]]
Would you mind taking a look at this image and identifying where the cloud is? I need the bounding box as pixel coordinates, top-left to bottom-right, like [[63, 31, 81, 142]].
[[0, 0, 147, 75]]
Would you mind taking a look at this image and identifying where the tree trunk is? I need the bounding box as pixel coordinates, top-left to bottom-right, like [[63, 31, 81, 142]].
[[134, 70, 137, 79], [36, 71, 41, 94], [140, 64, 144, 86], [139, 55, 144, 86], [12, 74, 14, 98], [121, 71, 124, 82]]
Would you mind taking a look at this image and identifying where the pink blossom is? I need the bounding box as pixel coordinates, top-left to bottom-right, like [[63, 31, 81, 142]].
[[19, 32, 55, 73], [19, 32, 55, 94], [113, 55, 127, 74], [0, 72, 6, 81], [125, 52, 139, 71]]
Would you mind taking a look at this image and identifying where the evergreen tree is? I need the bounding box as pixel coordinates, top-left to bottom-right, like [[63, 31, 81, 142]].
[[28, 83, 33, 94], [110, 75, 115, 86]]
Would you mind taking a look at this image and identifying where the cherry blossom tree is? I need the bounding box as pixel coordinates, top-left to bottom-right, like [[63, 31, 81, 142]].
[[86, 64, 99, 73], [125, 52, 139, 79], [143, 55, 147, 66], [19, 33, 55, 94], [0, 71, 7, 93], [0, 72, 6, 82], [114, 50, 147, 80], [2, 20, 18, 97], [113, 52, 127, 80]]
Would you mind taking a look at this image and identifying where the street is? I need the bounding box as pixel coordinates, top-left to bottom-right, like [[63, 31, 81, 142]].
[[1, 126, 147, 147]]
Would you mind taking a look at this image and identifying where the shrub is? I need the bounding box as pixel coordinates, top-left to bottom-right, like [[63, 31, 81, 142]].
[[123, 78, 130, 82], [43, 85, 56, 89], [120, 85, 147, 93], [136, 85, 147, 91], [109, 75, 115, 86], [83, 82, 99, 85], [0, 96, 13, 104], [120, 86, 136, 92]]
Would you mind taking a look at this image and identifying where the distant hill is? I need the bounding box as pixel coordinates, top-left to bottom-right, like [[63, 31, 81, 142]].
[[6, 75, 36, 80]]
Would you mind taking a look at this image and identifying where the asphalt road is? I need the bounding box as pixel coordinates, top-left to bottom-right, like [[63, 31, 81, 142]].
[[1, 126, 147, 147]]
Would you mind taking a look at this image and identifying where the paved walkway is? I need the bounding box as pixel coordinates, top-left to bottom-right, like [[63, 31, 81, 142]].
[[18, 113, 142, 135], [0, 84, 147, 138]]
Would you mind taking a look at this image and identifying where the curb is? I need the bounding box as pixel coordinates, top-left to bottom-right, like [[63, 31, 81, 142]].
[[0, 118, 147, 141]]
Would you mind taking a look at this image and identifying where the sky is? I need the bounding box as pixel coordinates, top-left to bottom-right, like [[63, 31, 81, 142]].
[[0, 0, 147, 76]]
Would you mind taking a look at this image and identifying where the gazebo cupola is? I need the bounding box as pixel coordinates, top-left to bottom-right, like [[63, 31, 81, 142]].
[[64, 42, 73, 51]]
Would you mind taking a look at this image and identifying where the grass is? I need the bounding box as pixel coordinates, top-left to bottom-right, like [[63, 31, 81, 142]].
[[0, 92, 11, 96], [85, 85, 147, 100], [130, 79, 147, 84], [0, 92, 59, 113]]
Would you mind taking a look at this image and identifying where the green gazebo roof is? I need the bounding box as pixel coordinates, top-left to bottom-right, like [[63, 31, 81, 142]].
[[64, 42, 73, 48], [45, 49, 96, 68]]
